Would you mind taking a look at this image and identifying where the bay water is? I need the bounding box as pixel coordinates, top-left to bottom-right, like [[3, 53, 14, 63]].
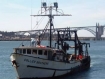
[[0, 41, 105, 79]]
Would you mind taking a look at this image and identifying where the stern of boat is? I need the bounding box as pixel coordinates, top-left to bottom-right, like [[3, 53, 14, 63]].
[[81, 56, 91, 71]]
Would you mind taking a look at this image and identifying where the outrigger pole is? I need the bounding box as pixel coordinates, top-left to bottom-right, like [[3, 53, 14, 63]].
[[31, 2, 72, 48]]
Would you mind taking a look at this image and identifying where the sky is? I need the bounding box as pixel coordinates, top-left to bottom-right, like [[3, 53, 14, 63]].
[[0, 0, 105, 37]]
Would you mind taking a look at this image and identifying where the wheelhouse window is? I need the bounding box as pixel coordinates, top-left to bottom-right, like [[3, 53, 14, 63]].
[[48, 51, 53, 53], [27, 49, 31, 54], [16, 49, 22, 54], [48, 50, 52, 60], [23, 49, 26, 54], [38, 50, 42, 55], [33, 49, 37, 54], [44, 50, 47, 55]]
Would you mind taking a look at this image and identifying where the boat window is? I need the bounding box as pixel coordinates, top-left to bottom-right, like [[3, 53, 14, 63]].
[[16, 49, 19, 53], [44, 50, 47, 55], [27, 49, 31, 54], [49, 51, 53, 54], [16, 49, 22, 54], [38, 50, 42, 55], [33, 49, 37, 54], [48, 51, 52, 60], [14, 49, 16, 53], [23, 49, 26, 54]]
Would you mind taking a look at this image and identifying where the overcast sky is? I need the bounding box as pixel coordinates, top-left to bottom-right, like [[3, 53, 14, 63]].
[[0, 0, 105, 37]]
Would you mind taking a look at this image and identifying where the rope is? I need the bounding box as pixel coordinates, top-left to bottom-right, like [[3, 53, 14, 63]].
[[32, 16, 45, 30], [41, 20, 50, 40]]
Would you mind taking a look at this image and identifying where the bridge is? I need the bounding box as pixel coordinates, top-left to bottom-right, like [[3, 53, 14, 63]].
[[15, 23, 105, 40]]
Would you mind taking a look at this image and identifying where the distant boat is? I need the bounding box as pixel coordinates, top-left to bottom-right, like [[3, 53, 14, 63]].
[[10, 2, 91, 79]]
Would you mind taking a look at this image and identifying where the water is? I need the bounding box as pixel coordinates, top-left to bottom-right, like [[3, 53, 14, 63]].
[[0, 41, 105, 79]]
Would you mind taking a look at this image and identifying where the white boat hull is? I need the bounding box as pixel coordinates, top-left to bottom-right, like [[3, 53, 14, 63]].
[[10, 53, 83, 78]]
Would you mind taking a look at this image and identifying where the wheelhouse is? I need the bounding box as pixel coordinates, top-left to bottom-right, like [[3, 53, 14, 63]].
[[13, 47, 53, 59], [13, 46, 66, 61]]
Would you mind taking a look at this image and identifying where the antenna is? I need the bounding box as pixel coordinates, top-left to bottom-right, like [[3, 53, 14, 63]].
[[41, 2, 47, 14], [54, 2, 58, 11], [31, 0, 33, 30], [31, 2, 72, 48]]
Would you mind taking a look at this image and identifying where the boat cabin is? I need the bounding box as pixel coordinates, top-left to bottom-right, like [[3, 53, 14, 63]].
[[13, 46, 65, 61]]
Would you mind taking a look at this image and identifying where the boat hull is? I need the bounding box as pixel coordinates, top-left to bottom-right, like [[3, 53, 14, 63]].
[[10, 53, 90, 79]]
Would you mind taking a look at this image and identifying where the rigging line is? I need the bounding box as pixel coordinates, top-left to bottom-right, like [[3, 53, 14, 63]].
[[52, 19, 55, 31], [52, 19, 56, 41], [50, 22, 55, 42], [43, 21, 49, 32], [31, 8, 50, 30], [35, 16, 45, 29], [42, 21, 49, 33], [18, 41, 29, 47], [41, 8, 50, 14], [53, 9, 64, 14], [34, 17, 48, 36], [36, 8, 50, 16], [32, 14, 43, 30], [41, 20, 50, 40], [57, 9, 64, 14], [32, 7, 50, 30], [18, 41, 24, 47], [31, 7, 51, 30], [32, 16, 45, 30]]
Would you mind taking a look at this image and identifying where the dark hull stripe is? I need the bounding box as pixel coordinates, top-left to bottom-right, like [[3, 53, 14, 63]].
[[27, 65, 72, 71]]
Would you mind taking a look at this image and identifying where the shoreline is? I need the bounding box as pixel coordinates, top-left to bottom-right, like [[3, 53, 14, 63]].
[[0, 37, 105, 41], [0, 39, 30, 41], [0, 39, 104, 41]]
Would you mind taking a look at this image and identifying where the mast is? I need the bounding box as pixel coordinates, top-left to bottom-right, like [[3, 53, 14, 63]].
[[31, 2, 72, 48], [49, 6, 53, 48]]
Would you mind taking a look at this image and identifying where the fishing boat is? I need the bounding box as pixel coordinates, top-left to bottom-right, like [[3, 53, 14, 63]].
[[10, 2, 91, 79]]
